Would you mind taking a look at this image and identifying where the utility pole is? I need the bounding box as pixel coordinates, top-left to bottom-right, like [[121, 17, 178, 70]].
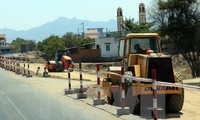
[[77, 28, 80, 35], [82, 22, 85, 37]]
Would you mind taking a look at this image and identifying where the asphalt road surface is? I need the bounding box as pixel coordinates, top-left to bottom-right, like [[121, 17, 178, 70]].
[[0, 69, 112, 120]]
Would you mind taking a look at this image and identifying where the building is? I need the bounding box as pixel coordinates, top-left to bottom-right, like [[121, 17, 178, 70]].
[[85, 29, 99, 39], [117, 7, 124, 31], [94, 7, 124, 61], [139, 2, 146, 24], [85, 28, 104, 39], [0, 34, 6, 47], [0, 34, 11, 54], [84, 3, 149, 61], [95, 36, 121, 61]]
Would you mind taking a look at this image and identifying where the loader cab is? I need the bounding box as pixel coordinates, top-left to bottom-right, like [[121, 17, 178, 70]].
[[118, 33, 161, 58], [118, 33, 162, 77], [120, 33, 175, 83], [123, 33, 161, 58], [119, 33, 161, 62], [130, 37, 160, 54]]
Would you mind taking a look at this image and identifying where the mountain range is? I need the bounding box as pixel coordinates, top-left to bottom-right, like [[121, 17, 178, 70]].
[[0, 17, 117, 43]]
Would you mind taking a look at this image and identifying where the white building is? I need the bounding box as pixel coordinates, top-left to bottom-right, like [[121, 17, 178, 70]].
[[0, 34, 6, 47], [85, 28, 104, 39], [95, 37, 119, 58], [0, 34, 11, 54], [85, 29, 99, 39]]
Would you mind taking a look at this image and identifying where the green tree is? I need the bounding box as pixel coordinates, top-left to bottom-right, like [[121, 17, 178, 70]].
[[80, 36, 94, 45], [38, 33, 95, 59], [149, 0, 200, 77], [124, 17, 135, 31], [10, 38, 36, 52], [61, 32, 94, 48], [10, 38, 26, 52], [27, 40, 36, 51], [38, 35, 66, 59], [37, 41, 43, 51], [61, 32, 79, 48], [124, 17, 155, 33]]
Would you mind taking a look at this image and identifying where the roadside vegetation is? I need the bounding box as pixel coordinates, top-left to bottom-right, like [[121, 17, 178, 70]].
[[10, 38, 37, 52], [10, 33, 94, 59], [149, 0, 200, 77]]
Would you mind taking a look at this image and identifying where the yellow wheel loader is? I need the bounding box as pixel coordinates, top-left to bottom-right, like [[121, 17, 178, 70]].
[[101, 33, 184, 114]]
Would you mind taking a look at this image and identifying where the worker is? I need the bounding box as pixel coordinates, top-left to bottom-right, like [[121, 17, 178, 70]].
[[134, 44, 155, 54], [134, 44, 143, 53]]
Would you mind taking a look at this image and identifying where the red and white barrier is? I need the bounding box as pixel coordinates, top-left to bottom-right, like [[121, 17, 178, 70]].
[[120, 66, 126, 108], [16, 61, 21, 74], [79, 63, 83, 94], [93, 64, 105, 105], [97, 64, 101, 99], [68, 65, 71, 90], [22, 62, 26, 76], [64, 63, 73, 94], [116, 66, 130, 115], [26, 63, 32, 77], [76, 63, 87, 99], [152, 69, 158, 120]]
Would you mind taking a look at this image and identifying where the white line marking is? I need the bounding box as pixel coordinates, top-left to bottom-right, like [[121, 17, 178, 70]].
[[5, 96, 28, 120], [0, 90, 5, 95], [0, 89, 28, 120]]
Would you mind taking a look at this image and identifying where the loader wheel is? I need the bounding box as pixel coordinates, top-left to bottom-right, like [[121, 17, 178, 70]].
[[133, 96, 140, 114], [107, 95, 114, 105], [166, 89, 184, 113]]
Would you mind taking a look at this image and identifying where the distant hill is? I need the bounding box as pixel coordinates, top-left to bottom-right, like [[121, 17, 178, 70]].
[[0, 17, 117, 43]]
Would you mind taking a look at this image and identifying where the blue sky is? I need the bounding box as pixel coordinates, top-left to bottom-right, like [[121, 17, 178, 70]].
[[0, 0, 152, 30]]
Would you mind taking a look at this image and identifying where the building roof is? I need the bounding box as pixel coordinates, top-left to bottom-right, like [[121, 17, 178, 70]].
[[85, 29, 99, 34], [87, 28, 103, 30], [85, 29, 99, 39], [0, 34, 6, 39]]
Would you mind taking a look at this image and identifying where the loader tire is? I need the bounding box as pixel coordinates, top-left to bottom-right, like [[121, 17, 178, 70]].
[[166, 89, 184, 113], [133, 96, 140, 114], [107, 95, 114, 105]]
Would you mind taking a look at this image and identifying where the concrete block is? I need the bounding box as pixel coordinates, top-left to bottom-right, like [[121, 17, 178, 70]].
[[64, 89, 74, 95], [73, 88, 87, 93], [43, 73, 50, 77], [22, 73, 27, 76], [16, 72, 22, 75], [93, 98, 105, 106], [116, 107, 130, 115], [77, 93, 87, 99], [45, 74, 50, 77], [43, 72, 50, 77], [26, 75, 32, 78]]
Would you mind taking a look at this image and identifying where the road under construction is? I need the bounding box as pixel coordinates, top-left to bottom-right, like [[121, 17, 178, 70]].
[[0, 56, 200, 119]]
